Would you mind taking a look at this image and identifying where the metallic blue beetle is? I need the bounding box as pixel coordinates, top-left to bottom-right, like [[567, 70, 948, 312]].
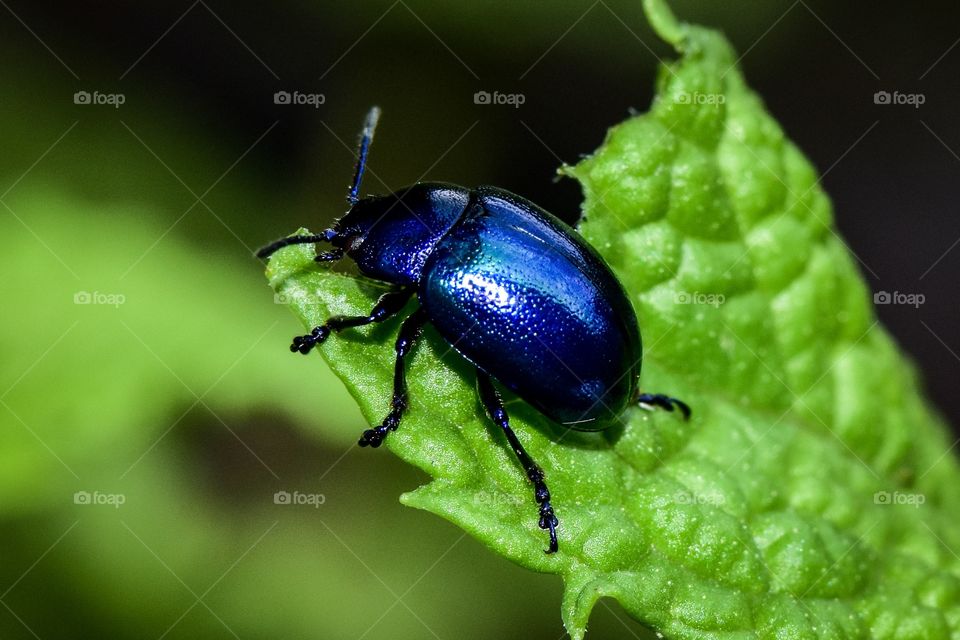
[[258, 108, 689, 553]]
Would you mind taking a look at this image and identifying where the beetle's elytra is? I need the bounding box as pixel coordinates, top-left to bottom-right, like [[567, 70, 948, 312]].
[[258, 107, 689, 553]]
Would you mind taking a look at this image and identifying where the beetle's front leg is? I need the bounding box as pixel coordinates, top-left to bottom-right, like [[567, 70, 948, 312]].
[[358, 308, 428, 448], [476, 369, 559, 554], [289, 289, 411, 355]]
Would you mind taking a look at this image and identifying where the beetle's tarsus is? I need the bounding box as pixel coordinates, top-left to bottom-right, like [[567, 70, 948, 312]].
[[637, 393, 691, 420], [540, 503, 559, 554], [477, 370, 561, 554], [287, 290, 413, 356], [358, 411, 400, 448], [358, 425, 388, 447], [290, 326, 331, 354], [529, 467, 559, 554]]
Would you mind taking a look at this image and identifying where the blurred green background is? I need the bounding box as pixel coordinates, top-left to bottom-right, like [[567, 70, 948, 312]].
[[2, 1, 958, 638]]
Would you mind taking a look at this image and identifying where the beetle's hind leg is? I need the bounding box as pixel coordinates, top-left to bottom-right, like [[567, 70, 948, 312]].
[[476, 370, 559, 554], [289, 289, 411, 355], [636, 392, 691, 419], [358, 308, 428, 448]]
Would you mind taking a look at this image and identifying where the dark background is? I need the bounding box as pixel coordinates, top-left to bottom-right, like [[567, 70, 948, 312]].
[[1, 1, 957, 639], [8, 0, 953, 420]]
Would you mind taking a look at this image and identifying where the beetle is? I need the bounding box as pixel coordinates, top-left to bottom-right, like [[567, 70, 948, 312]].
[[258, 107, 689, 553]]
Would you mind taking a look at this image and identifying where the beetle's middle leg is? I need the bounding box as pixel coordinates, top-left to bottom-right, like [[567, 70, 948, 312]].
[[358, 308, 428, 448], [289, 289, 412, 355], [476, 369, 559, 554]]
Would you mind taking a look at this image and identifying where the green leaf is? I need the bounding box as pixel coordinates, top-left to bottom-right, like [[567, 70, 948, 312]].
[[264, 1, 960, 637]]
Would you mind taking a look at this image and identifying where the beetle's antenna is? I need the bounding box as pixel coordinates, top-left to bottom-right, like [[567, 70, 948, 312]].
[[255, 228, 337, 259], [256, 107, 380, 260], [347, 106, 381, 206]]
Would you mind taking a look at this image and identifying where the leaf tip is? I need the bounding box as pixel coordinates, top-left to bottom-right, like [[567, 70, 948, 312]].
[[561, 574, 603, 640], [642, 0, 685, 49]]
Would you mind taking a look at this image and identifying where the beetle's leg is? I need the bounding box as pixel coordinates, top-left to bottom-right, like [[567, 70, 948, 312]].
[[290, 289, 411, 355], [358, 308, 428, 448], [636, 393, 691, 419], [476, 369, 559, 554]]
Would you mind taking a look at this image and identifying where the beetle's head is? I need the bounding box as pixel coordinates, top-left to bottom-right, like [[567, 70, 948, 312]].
[[257, 109, 467, 284], [327, 193, 393, 255], [327, 183, 469, 285]]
